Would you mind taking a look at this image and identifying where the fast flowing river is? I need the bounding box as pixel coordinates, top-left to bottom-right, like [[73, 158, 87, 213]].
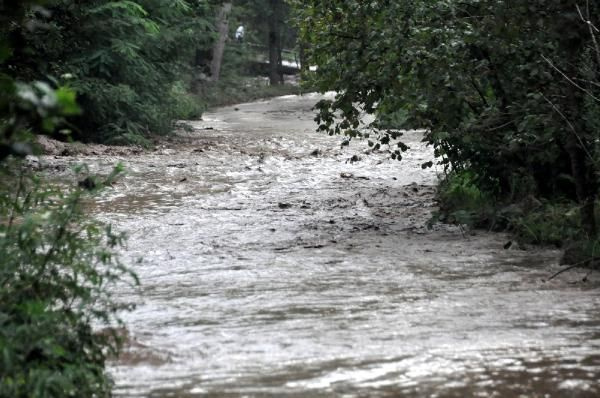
[[52, 94, 599, 396]]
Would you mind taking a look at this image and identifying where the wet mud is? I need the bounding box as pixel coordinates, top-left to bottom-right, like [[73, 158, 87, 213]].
[[42, 94, 599, 397]]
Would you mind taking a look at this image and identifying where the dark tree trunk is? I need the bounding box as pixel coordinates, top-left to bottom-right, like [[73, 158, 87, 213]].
[[565, 122, 597, 239], [558, 5, 599, 239], [268, 0, 283, 85], [191, 48, 213, 93]]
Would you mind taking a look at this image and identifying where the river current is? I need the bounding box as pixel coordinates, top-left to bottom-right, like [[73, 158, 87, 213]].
[[48, 94, 600, 397]]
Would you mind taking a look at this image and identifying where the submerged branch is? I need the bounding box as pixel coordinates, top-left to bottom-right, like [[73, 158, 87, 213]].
[[546, 259, 596, 281]]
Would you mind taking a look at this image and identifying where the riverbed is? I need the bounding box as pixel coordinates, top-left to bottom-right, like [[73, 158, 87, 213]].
[[46, 93, 600, 397]]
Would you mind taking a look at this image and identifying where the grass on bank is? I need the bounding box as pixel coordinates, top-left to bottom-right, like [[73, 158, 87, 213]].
[[434, 169, 600, 267]]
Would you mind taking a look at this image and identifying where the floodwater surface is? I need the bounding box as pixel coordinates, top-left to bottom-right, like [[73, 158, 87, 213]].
[[49, 94, 600, 397]]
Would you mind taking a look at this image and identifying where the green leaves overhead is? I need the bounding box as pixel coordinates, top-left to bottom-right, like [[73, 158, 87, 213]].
[[296, 1, 599, 181], [295, 0, 600, 236]]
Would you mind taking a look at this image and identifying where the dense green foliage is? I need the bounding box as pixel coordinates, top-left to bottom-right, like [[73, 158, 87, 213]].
[[3, 0, 301, 145], [0, 80, 136, 396], [295, 0, 600, 245], [0, 164, 136, 398], [2, 0, 213, 144], [1, 1, 78, 159]]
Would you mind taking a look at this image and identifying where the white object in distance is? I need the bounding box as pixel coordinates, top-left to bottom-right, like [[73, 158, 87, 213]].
[[235, 25, 245, 41]]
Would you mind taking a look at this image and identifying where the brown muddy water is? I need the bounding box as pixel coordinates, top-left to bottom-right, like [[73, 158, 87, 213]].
[[44, 94, 599, 397]]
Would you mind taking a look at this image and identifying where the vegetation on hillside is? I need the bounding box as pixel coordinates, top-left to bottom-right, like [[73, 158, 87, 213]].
[[0, 54, 135, 398], [2, 0, 215, 144]]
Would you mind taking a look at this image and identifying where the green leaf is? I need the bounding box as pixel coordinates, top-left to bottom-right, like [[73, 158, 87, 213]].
[[55, 87, 81, 116]]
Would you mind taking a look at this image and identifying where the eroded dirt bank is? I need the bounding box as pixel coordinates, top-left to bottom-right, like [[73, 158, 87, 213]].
[[43, 94, 599, 397]]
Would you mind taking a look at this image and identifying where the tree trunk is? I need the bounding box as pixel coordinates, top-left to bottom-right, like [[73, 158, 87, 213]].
[[565, 128, 597, 239], [563, 75, 597, 238], [558, 8, 599, 239], [210, 2, 232, 82], [268, 0, 283, 85]]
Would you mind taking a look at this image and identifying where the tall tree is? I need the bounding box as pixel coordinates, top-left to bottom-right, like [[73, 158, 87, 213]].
[[210, 1, 232, 82], [267, 0, 283, 85], [237, 0, 294, 84]]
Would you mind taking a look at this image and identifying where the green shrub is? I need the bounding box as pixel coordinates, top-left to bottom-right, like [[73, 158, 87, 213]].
[[509, 202, 579, 245], [435, 170, 495, 227], [0, 163, 137, 398], [170, 81, 204, 121], [373, 108, 409, 131], [437, 170, 590, 247], [2, 5, 138, 395]]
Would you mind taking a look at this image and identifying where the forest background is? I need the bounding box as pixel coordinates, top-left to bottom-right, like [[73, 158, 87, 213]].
[[2, 0, 600, 396], [1, 0, 297, 148]]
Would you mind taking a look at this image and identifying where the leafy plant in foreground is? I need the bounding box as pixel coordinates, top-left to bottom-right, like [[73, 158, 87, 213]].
[[0, 164, 137, 398]]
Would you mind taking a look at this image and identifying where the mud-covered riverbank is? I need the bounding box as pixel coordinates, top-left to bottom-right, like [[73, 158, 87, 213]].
[[42, 94, 600, 397]]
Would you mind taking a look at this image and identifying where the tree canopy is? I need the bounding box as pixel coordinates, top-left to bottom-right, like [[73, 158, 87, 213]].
[[294, 0, 600, 241]]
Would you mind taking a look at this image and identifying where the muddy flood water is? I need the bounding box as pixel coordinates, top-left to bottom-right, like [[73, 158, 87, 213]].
[[46, 94, 599, 397]]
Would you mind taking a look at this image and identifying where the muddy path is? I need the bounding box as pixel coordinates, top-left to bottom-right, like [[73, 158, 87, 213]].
[[44, 94, 599, 397]]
